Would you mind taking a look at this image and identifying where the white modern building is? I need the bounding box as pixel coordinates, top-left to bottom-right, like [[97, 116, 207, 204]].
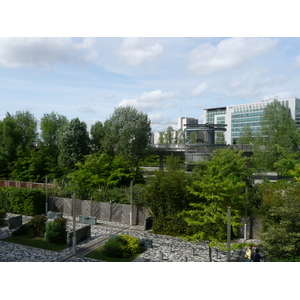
[[177, 117, 198, 131], [204, 97, 300, 144], [152, 117, 198, 145]]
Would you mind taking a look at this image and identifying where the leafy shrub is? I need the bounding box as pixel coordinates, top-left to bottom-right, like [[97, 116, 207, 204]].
[[101, 237, 123, 257], [119, 234, 140, 257], [26, 214, 47, 238], [101, 234, 140, 258], [45, 217, 67, 244], [0, 189, 10, 212], [0, 187, 45, 216], [0, 209, 6, 226]]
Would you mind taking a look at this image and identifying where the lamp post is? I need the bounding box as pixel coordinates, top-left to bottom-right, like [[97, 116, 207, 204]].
[[45, 175, 48, 215], [72, 193, 77, 256], [227, 206, 231, 262], [130, 180, 133, 226]]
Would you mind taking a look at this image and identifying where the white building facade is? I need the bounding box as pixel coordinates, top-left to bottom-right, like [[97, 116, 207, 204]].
[[204, 97, 300, 144]]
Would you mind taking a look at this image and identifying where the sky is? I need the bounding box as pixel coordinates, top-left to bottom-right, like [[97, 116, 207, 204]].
[[3, 36, 300, 133], [1, 1, 300, 135]]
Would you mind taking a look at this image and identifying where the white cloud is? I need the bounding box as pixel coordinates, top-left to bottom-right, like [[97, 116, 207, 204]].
[[117, 89, 179, 112], [0, 37, 98, 68], [188, 37, 278, 75], [190, 82, 208, 97], [79, 107, 97, 114], [117, 37, 163, 66], [295, 55, 300, 67], [104, 93, 115, 100]]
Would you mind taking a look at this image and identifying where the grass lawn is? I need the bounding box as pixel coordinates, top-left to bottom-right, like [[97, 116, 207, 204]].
[[2, 235, 68, 252], [85, 247, 147, 262]]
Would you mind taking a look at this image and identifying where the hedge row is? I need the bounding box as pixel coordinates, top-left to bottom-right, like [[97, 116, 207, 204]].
[[0, 187, 45, 216]]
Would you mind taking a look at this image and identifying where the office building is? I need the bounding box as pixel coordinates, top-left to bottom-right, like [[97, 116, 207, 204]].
[[204, 97, 300, 144]]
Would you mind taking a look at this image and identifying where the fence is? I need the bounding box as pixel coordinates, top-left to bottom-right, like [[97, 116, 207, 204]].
[[48, 197, 149, 226], [0, 180, 46, 189]]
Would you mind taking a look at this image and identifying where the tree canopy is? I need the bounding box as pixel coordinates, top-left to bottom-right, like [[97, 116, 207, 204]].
[[252, 101, 300, 172]]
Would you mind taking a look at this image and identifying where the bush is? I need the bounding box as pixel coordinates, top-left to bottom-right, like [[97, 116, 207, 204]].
[[45, 217, 67, 244], [101, 237, 123, 257], [101, 234, 140, 258], [26, 214, 47, 238], [0, 187, 45, 216], [0, 209, 6, 226]]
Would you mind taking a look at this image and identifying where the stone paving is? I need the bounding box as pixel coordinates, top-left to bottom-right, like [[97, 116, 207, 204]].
[[0, 214, 262, 262]]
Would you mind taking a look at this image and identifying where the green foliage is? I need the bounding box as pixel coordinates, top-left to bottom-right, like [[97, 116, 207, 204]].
[[0, 209, 6, 225], [238, 125, 254, 145], [103, 106, 151, 167], [252, 101, 300, 172], [58, 118, 91, 172], [45, 217, 67, 244], [179, 149, 252, 258], [67, 152, 137, 200], [10, 148, 49, 182], [90, 121, 105, 152], [259, 182, 300, 261], [141, 156, 197, 235], [26, 214, 47, 238], [101, 234, 140, 258], [0, 187, 45, 216]]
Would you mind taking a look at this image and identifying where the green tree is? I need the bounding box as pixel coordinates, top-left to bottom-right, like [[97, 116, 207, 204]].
[[158, 132, 165, 144], [238, 125, 254, 144], [141, 156, 197, 235], [39, 112, 68, 179], [67, 152, 136, 200], [0, 113, 22, 178], [40, 112, 68, 149], [252, 101, 300, 172], [57, 118, 91, 172], [179, 149, 252, 261], [164, 126, 174, 145], [10, 147, 48, 182], [103, 106, 151, 170], [90, 121, 105, 152], [259, 181, 300, 261], [14, 111, 38, 150], [0, 111, 38, 179]]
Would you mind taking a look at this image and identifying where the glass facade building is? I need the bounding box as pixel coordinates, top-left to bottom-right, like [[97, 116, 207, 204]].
[[204, 98, 300, 144]]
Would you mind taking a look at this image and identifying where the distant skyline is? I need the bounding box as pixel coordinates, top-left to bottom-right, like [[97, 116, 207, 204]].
[[2, 37, 300, 132]]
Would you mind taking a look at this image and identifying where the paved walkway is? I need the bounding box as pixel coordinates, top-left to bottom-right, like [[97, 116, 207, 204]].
[[0, 214, 263, 262]]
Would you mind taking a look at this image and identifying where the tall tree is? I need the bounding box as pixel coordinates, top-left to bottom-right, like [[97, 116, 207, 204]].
[[57, 118, 90, 172], [252, 101, 300, 172], [0, 113, 21, 177], [40, 112, 68, 148], [103, 106, 151, 169], [0, 111, 37, 178], [179, 149, 252, 261], [164, 126, 174, 145], [259, 181, 300, 261], [90, 121, 105, 152], [237, 125, 254, 144], [14, 111, 38, 150], [141, 156, 197, 235]]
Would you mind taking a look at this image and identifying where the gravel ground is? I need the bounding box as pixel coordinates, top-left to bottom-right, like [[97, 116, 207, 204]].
[[0, 213, 261, 262]]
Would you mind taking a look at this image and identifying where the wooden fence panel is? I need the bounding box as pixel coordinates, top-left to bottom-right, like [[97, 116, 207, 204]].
[[82, 200, 92, 216], [100, 202, 111, 221], [91, 202, 101, 219], [54, 197, 64, 213], [64, 198, 72, 215], [111, 203, 122, 223], [121, 205, 130, 224], [48, 197, 149, 226]]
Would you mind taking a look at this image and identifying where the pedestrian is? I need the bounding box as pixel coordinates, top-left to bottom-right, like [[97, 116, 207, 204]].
[[253, 248, 262, 262], [245, 245, 253, 262]]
